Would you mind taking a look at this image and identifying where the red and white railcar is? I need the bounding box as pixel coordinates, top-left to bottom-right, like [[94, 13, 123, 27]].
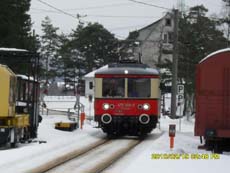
[[94, 62, 160, 136]]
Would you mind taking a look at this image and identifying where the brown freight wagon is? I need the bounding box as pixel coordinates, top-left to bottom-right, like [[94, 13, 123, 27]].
[[195, 48, 230, 153]]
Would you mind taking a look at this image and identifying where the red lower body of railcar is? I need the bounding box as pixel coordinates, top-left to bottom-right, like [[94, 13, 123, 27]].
[[94, 98, 159, 136]]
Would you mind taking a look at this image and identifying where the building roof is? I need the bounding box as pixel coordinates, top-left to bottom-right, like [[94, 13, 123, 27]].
[[199, 48, 230, 64], [83, 65, 108, 79], [136, 12, 173, 35]]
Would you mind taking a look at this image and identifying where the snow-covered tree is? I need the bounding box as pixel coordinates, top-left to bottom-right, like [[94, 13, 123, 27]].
[[71, 22, 119, 73]]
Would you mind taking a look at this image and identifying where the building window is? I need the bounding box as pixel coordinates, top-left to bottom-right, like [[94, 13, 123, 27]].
[[165, 18, 172, 26], [89, 81, 93, 90], [168, 32, 174, 43], [162, 32, 174, 44], [163, 33, 168, 43]]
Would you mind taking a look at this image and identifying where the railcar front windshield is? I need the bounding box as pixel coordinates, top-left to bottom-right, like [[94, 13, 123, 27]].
[[102, 78, 125, 97], [128, 78, 150, 98]]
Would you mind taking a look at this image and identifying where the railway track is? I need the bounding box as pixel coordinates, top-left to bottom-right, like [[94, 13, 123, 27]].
[[25, 138, 108, 173], [27, 138, 141, 173]]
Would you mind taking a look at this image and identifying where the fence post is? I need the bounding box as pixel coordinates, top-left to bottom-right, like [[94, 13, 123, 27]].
[[68, 108, 70, 120], [42, 106, 44, 115]]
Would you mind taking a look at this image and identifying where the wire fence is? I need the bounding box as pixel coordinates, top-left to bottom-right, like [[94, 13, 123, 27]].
[[40, 96, 85, 122]]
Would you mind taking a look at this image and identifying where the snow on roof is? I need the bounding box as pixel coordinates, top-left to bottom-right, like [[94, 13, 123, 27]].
[[199, 48, 230, 63], [83, 65, 108, 79], [0, 48, 28, 52], [16, 74, 36, 81]]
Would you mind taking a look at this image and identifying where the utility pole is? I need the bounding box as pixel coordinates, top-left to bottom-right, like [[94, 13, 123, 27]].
[[226, 0, 230, 47], [171, 9, 179, 119], [177, 0, 185, 13]]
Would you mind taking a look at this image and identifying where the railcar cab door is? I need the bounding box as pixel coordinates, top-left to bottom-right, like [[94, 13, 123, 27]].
[[16, 75, 40, 137]]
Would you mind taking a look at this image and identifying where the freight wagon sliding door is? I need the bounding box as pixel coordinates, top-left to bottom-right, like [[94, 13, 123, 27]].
[[223, 68, 230, 129]]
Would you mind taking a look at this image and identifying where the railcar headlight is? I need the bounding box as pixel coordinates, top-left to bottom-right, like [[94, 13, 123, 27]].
[[143, 103, 150, 110], [103, 103, 110, 110]]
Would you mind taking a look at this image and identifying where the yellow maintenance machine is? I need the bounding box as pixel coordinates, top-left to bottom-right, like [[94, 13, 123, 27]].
[[0, 65, 30, 146], [0, 48, 41, 147]]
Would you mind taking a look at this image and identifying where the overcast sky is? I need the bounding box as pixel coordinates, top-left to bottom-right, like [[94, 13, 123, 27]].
[[30, 0, 224, 39]]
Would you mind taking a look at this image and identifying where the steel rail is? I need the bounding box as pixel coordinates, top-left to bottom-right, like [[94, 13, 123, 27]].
[[44, 139, 142, 173], [25, 139, 109, 173]]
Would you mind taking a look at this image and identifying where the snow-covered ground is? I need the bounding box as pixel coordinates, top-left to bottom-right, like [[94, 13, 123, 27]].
[[105, 117, 230, 173], [0, 96, 229, 173]]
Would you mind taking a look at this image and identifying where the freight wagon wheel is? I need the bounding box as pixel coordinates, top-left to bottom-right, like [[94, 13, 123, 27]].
[[106, 132, 117, 139], [138, 133, 147, 139], [10, 141, 18, 148], [213, 141, 223, 154]]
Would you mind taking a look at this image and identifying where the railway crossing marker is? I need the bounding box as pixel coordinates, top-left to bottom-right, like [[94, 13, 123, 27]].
[[80, 112, 86, 129]]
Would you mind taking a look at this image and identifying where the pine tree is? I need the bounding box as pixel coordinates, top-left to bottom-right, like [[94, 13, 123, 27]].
[[0, 0, 36, 50], [40, 16, 60, 81], [178, 5, 228, 114], [71, 22, 119, 73], [55, 34, 83, 91]]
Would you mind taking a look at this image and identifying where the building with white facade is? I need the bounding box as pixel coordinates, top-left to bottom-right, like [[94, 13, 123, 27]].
[[83, 65, 108, 97], [133, 12, 174, 68]]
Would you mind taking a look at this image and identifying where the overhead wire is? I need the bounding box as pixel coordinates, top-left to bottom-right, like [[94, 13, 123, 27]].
[[31, 8, 161, 19], [35, 0, 163, 12], [59, 3, 134, 11], [31, 3, 133, 13], [127, 0, 171, 10], [34, 0, 173, 39], [85, 14, 160, 19], [36, 0, 79, 20]]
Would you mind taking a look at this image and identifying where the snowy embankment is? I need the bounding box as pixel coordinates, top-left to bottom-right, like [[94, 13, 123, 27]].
[[105, 117, 230, 173], [0, 115, 105, 173], [0, 96, 229, 173]]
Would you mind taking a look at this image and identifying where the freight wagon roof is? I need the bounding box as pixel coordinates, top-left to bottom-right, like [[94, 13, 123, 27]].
[[95, 63, 159, 76], [199, 48, 230, 64]]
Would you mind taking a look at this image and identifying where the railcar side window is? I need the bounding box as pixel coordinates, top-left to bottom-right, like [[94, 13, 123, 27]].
[[128, 78, 150, 98], [102, 78, 125, 97]]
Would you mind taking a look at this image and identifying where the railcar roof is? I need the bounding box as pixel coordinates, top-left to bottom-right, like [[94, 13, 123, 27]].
[[95, 63, 159, 75], [199, 48, 230, 63]]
